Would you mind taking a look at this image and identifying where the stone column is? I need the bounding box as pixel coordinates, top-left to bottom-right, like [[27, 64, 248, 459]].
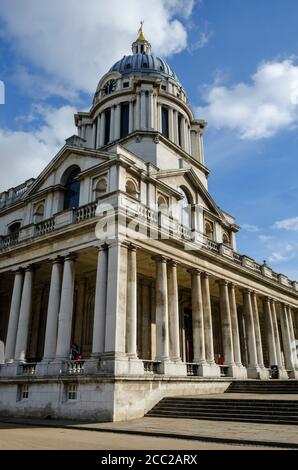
[[251, 292, 265, 368], [220, 280, 238, 377], [271, 300, 288, 378], [99, 112, 105, 147], [167, 261, 181, 362], [288, 307, 298, 372], [148, 91, 155, 130], [110, 106, 115, 142], [55, 255, 76, 360], [169, 108, 174, 142], [251, 291, 269, 379], [92, 121, 97, 149], [181, 117, 186, 151], [129, 100, 134, 133], [126, 246, 138, 358], [201, 273, 220, 376], [14, 266, 34, 362], [243, 289, 262, 378], [190, 270, 206, 364], [114, 104, 121, 141], [140, 90, 146, 129], [135, 92, 141, 130], [263, 297, 278, 366], [42, 258, 63, 361], [228, 284, 246, 376], [96, 115, 101, 148], [155, 256, 169, 362], [91, 246, 108, 357], [5, 269, 24, 362], [280, 304, 298, 378]]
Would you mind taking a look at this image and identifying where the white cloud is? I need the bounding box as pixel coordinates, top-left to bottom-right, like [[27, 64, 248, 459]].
[[273, 216, 298, 231], [0, 0, 194, 95], [241, 223, 260, 233], [188, 31, 213, 52], [0, 106, 76, 190], [197, 59, 298, 140]]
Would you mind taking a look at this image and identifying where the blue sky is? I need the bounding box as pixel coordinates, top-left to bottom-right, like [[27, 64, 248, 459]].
[[0, 0, 298, 279]]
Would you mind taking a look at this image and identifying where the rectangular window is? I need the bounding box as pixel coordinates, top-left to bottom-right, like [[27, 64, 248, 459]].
[[67, 383, 78, 401], [18, 384, 29, 401], [162, 107, 169, 139], [178, 114, 182, 147], [123, 82, 129, 88], [104, 108, 111, 145], [120, 103, 130, 139]]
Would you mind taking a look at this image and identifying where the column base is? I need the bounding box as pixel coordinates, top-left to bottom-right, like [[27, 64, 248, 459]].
[[277, 367, 289, 380], [227, 364, 248, 379], [197, 362, 221, 378], [288, 369, 298, 379], [157, 361, 187, 376], [247, 365, 270, 379]]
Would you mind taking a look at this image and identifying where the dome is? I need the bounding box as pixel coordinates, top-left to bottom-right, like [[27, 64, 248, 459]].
[[109, 53, 181, 86]]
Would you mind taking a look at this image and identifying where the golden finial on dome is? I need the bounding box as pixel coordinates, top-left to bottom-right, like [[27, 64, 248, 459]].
[[137, 20, 146, 41]]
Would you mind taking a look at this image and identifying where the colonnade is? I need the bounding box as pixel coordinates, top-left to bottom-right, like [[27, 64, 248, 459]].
[[3, 244, 298, 379], [79, 90, 193, 155]]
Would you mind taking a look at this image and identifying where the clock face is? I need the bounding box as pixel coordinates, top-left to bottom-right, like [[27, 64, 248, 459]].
[[102, 79, 117, 96]]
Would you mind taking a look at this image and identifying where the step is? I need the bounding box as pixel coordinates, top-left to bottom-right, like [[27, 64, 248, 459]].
[[154, 407, 298, 420], [147, 409, 298, 420], [154, 405, 298, 414], [146, 413, 298, 425]]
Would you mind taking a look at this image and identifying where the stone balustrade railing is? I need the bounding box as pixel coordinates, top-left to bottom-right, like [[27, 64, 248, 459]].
[[1, 196, 297, 293], [143, 360, 161, 374], [64, 360, 85, 375], [19, 363, 37, 375]]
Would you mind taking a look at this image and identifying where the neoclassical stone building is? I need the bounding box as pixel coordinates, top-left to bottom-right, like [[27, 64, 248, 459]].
[[0, 28, 297, 421]]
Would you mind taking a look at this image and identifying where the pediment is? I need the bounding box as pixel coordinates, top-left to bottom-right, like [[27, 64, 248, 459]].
[[25, 144, 110, 198], [155, 168, 224, 220]]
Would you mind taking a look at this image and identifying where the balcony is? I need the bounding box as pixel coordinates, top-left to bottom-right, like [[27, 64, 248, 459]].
[[0, 196, 297, 293]]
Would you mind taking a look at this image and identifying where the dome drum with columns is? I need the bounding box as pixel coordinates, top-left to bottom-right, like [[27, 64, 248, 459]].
[[0, 26, 297, 423], [76, 26, 205, 173]]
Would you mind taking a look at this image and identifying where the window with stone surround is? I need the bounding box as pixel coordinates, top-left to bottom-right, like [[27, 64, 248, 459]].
[[222, 231, 231, 246], [205, 220, 214, 241], [17, 384, 29, 401], [125, 177, 139, 199], [67, 383, 78, 400]]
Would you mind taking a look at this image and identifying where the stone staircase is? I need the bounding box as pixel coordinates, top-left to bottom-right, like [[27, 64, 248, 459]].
[[226, 380, 298, 394], [146, 380, 298, 425]]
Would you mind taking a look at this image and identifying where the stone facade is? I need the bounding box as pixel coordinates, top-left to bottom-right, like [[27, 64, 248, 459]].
[[0, 28, 298, 421]]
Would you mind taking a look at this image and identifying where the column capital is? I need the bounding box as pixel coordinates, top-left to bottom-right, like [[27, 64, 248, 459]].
[[152, 254, 168, 263], [201, 271, 210, 280], [127, 243, 137, 253], [94, 243, 109, 252], [218, 279, 229, 287], [167, 259, 178, 268], [187, 268, 201, 276], [64, 253, 77, 262], [240, 287, 252, 295], [48, 256, 64, 265]]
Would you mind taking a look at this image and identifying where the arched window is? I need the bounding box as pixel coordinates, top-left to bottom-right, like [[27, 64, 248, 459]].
[[34, 203, 45, 223], [157, 195, 169, 214], [162, 107, 169, 138], [120, 103, 129, 139], [63, 166, 81, 210], [205, 221, 214, 241], [8, 222, 21, 235], [178, 187, 192, 228], [94, 177, 108, 199], [125, 178, 139, 199], [222, 232, 230, 246]]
